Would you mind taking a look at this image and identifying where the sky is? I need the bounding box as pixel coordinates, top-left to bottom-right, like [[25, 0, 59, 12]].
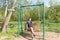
[[29, 0, 60, 7], [0, 0, 60, 7], [44, 0, 50, 7], [0, 0, 4, 7], [44, 0, 60, 7]]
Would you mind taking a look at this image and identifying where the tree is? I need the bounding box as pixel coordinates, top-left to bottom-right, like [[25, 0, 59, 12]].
[[1, 0, 17, 32], [46, 5, 60, 23]]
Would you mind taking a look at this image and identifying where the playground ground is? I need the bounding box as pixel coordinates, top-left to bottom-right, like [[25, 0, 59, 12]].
[[0, 22, 60, 40], [0, 32, 60, 40]]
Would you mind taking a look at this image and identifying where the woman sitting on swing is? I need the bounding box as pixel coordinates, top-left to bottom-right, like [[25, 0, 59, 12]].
[[25, 18, 35, 37]]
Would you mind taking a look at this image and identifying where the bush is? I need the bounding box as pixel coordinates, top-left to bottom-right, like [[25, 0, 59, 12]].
[[30, 13, 39, 21]]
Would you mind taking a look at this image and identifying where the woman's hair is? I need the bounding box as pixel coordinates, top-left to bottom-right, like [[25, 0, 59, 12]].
[[27, 18, 31, 21]]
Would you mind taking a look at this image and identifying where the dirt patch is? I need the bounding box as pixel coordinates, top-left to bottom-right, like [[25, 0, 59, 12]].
[[46, 32, 60, 40], [0, 32, 60, 40], [14, 32, 60, 40]]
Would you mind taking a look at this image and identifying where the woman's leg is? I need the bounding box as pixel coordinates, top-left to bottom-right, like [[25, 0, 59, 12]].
[[30, 27, 35, 37], [27, 27, 35, 35], [30, 27, 34, 34]]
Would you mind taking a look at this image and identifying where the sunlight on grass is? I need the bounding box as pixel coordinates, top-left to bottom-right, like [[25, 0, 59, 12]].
[[0, 22, 60, 40]]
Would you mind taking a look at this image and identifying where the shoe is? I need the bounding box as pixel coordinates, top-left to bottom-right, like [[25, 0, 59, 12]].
[[33, 34, 35, 37]]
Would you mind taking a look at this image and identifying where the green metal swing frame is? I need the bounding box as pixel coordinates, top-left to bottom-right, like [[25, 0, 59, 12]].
[[18, 3, 45, 40]]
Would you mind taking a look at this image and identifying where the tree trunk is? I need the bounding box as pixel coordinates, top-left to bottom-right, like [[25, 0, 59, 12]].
[[2, 0, 17, 32]]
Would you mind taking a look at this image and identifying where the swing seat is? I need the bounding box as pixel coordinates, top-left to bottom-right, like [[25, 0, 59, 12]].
[[25, 26, 31, 31]]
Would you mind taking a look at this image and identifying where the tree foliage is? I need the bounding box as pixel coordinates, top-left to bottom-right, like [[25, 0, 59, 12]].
[[46, 5, 60, 23], [0, 0, 60, 23]]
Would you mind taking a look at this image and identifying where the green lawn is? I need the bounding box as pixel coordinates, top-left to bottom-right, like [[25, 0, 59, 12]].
[[0, 22, 60, 40], [45, 23, 60, 33]]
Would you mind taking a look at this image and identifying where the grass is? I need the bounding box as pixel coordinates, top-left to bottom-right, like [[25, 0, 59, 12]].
[[0, 22, 60, 40], [45, 23, 60, 33]]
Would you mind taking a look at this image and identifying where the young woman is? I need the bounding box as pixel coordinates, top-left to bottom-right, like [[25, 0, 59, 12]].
[[26, 18, 35, 37]]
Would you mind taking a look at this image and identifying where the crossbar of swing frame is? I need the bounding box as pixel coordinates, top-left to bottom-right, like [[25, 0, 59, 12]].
[[18, 3, 45, 40], [20, 3, 44, 7]]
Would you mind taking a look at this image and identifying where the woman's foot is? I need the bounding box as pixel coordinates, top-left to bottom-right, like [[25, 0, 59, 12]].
[[33, 34, 35, 37], [32, 34, 35, 40]]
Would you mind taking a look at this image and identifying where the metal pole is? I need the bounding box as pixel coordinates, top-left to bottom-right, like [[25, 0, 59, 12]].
[[18, 4, 21, 36], [20, 7, 23, 33], [18, 5, 23, 36], [42, 3, 45, 40]]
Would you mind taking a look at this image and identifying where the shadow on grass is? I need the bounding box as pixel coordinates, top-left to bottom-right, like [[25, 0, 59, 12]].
[[20, 32, 43, 40], [21, 32, 32, 40]]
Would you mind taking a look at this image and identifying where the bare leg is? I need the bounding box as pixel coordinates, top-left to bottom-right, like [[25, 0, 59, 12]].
[[27, 27, 35, 36], [30, 27, 34, 34], [30, 27, 35, 37]]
